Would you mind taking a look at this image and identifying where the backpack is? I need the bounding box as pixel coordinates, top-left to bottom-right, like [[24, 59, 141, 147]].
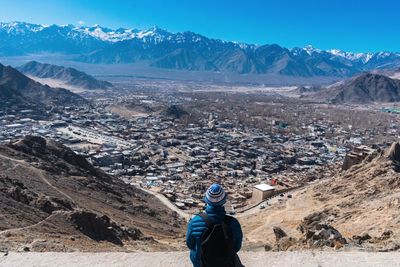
[[199, 213, 236, 267]]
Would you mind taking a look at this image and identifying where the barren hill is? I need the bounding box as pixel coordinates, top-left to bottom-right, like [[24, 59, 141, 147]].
[[17, 61, 113, 90], [0, 136, 185, 252], [317, 73, 400, 104], [242, 143, 400, 251], [0, 63, 86, 108]]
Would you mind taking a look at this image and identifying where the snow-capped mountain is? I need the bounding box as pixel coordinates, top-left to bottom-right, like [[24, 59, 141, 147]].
[[326, 49, 373, 63], [78, 25, 137, 42], [0, 21, 47, 33], [0, 21, 400, 77], [301, 45, 322, 56], [0, 21, 173, 43], [75, 25, 174, 43]]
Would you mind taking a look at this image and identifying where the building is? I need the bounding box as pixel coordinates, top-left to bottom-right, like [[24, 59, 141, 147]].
[[342, 145, 375, 170], [252, 183, 275, 203]]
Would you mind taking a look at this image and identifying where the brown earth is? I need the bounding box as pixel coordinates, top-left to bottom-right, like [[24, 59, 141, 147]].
[[242, 143, 400, 251], [0, 136, 185, 252], [3, 135, 400, 253]]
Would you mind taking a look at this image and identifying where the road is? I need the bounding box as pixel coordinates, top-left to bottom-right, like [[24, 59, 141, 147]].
[[138, 185, 302, 221], [236, 187, 304, 218], [138, 187, 191, 221], [2, 252, 400, 267]]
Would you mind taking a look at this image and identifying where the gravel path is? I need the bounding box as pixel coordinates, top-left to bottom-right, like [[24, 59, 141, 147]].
[[139, 188, 191, 221], [1, 251, 400, 267]]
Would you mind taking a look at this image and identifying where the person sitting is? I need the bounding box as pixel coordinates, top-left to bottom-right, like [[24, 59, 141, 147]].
[[186, 183, 243, 267]]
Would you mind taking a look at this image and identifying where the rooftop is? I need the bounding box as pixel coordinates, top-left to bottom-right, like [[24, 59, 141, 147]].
[[254, 183, 275, 191]]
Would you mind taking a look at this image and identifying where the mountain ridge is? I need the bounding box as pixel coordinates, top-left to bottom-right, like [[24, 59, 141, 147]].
[[17, 61, 113, 90], [0, 63, 87, 108], [1, 21, 400, 77], [308, 72, 400, 104]]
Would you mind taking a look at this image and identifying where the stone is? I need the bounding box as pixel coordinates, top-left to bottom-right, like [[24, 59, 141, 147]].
[[334, 241, 343, 250], [264, 244, 272, 251], [273, 227, 288, 242], [387, 143, 400, 162], [380, 230, 393, 240], [17, 246, 30, 252], [298, 214, 347, 249], [277, 237, 296, 251], [69, 211, 143, 245], [352, 233, 372, 244]]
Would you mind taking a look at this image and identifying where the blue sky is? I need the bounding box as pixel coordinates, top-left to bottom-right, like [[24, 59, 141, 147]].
[[1, 0, 399, 52]]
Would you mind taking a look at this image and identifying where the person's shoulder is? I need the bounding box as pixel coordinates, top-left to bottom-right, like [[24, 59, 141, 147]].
[[190, 213, 207, 223], [188, 213, 209, 230]]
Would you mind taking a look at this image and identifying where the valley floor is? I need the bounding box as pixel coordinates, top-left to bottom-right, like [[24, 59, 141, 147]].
[[1, 252, 400, 267]]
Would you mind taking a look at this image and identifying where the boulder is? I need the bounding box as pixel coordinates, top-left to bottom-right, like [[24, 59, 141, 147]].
[[277, 236, 297, 251], [34, 195, 74, 213], [273, 226, 288, 242], [387, 142, 400, 162], [264, 244, 272, 251], [352, 233, 372, 245], [69, 211, 143, 245], [379, 230, 393, 240], [298, 213, 347, 248]]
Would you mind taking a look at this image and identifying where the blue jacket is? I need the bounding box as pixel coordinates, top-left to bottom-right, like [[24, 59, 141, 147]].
[[186, 205, 243, 267]]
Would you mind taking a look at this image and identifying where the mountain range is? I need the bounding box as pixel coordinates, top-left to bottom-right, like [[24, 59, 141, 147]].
[[17, 61, 113, 90], [1, 22, 400, 77]]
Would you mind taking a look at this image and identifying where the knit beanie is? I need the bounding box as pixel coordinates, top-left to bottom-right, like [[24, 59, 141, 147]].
[[204, 183, 227, 206]]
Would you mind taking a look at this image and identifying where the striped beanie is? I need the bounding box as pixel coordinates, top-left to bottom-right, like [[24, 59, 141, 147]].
[[204, 183, 227, 206]]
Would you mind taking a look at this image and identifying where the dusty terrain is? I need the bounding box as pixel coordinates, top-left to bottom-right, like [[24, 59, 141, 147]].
[[0, 136, 185, 252], [242, 143, 400, 251], [2, 136, 400, 254], [26, 75, 89, 93], [2, 251, 400, 267]]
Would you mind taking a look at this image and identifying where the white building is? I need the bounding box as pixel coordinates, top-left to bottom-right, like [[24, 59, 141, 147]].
[[252, 183, 275, 203]]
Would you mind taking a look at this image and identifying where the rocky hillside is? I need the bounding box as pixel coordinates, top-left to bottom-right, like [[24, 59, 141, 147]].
[[0, 63, 87, 108], [243, 143, 400, 252], [0, 136, 185, 252], [312, 73, 400, 104], [17, 61, 113, 90]]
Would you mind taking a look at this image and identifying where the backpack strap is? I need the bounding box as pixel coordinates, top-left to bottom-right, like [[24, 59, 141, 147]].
[[222, 215, 234, 241], [198, 213, 214, 228], [198, 213, 233, 227]]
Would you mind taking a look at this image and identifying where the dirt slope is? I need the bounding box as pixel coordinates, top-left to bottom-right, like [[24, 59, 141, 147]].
[[0, 136, 185, 252], [242, 143, 400, 251]]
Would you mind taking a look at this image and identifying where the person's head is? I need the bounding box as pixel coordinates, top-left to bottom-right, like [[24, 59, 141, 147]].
[[204, 183, 227, 206]]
